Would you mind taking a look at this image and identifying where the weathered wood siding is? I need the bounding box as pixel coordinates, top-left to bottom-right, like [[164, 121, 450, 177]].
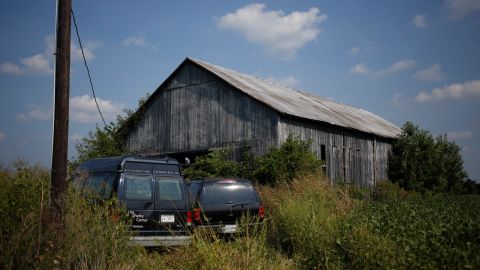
[[127, 62, 278, 156], [374, 138, 392, 181], [278, 115, 392, 186], [126, 60, 394, 186]]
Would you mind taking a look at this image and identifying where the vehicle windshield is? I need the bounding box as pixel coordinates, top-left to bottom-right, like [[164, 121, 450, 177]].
[[201, 182, 257, 205]]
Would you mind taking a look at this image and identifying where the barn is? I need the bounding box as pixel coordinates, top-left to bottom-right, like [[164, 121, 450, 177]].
[[126, 58, 401, 187]]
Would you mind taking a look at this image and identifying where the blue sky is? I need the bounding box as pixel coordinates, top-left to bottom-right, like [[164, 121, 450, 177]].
[[0, 1, 479, 180]]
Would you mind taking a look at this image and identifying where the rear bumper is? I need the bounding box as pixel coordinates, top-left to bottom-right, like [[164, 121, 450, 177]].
[[129, 235, 192, 247], [196, 222, 263, 234]]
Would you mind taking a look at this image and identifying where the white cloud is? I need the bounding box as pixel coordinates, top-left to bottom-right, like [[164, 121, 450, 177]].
[[348, 39, 375, 56], [351, 60, 416, 77], [0, 132, 5, 141], [70, 95, 126, 124], [16, 104, 52, 122], [1, 34, 100, 76], [122, 33, 157, 50], [412, 14, 427, 28], [415, 80, 480, 102], [71, 41, 102, 61], [0, 62, 24, 75], [217, 3, 327, 58], [20, 54, 53, 74], [446, 130, 473, 140], [0, 54, 53, 75], [266, 75, 298, 87], [445, 0, 480, 19], [350, 63, 370, 75], [391, 93, 406, 107], [414, 64, 445, 82], [375, 59, 416, 76], [348, 47, 360, 55]]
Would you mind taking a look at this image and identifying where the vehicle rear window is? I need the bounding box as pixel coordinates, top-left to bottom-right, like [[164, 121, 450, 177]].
[[124, 175, 153, 201], [201, 182, 257, 205], [155, 177, 183, 201]]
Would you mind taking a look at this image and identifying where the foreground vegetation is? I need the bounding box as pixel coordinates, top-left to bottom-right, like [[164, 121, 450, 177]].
[[1, 161, 479, 269]]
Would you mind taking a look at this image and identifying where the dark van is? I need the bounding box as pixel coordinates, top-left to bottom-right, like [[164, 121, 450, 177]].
[[188, 178, 265, 234], [73, 155, 193, 246]]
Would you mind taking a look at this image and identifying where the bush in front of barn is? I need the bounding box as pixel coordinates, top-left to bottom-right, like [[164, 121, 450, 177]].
[[183, 135, 322, 185]]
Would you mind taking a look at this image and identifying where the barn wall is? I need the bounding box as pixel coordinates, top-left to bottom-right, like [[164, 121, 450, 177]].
[[127, 62, 279, 157], [374, 138, 393, 182], [278, 115, 392, 186]]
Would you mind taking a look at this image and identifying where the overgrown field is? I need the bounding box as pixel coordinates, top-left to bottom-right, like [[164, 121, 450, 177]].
[[1, 162, 479, 269]]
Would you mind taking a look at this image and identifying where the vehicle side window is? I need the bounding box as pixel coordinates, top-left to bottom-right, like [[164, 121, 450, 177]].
[[156, 178, 183, 201], [87, 173, 115, 198], [72, 171, 89, 191], [124, 175, 153, 201]]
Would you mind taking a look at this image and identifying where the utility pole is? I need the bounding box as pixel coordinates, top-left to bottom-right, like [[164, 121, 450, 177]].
[[51, 0, 71, 228]]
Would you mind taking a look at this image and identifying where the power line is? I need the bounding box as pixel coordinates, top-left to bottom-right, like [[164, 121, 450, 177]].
[[71, 8, 107, 128]]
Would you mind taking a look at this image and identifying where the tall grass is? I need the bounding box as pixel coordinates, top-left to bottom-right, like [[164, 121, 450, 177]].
[[0, 161, 144, 269], [2, 161, 479, 269], [259, 171, 355, 269], [148, 224, 294, 270], [260, 172, 480, 269]]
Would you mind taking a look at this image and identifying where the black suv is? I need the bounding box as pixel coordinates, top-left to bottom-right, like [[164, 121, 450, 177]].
[[187, 178, 265, 233], [74, 155, 193, 246]]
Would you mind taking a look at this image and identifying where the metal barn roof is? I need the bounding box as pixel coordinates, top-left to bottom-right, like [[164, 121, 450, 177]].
[[189, 58, 401, 139]]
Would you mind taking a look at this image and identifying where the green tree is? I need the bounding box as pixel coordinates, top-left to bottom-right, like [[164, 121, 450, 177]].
[[71, 94, 150, 167], [388, 121, 468, 192]]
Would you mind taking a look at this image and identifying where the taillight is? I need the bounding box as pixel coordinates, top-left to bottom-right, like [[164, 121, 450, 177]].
[[259, 206, 265, 219], [186, 211, 192, 226], [194, 208, 201, 221]]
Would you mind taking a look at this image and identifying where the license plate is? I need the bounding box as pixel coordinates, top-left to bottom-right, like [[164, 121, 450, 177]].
[[161, 215, 175, 223], [221, 225, 237, 233]]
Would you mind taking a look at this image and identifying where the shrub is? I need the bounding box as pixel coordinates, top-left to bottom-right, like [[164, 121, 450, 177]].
[[253, 135, 322, 185], [183, 135, 322, 185], [182, 147, 244, 179]]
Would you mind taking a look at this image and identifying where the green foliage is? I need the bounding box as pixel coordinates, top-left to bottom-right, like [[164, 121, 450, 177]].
[[0, 161, 144, 269], [343, 194, 480, 269], [149, 218, 294, 270], [389, 121, 468, 192], [261, 173, 480, 269], [253, 135, 322, 184], [184, 135, 322, 185], [260, 173, 354, 269], [2, 161, 480, 269], [182, 147, 245, 179]]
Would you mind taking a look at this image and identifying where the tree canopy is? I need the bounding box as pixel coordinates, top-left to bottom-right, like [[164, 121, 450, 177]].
[[388, 121, 468, 193]]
